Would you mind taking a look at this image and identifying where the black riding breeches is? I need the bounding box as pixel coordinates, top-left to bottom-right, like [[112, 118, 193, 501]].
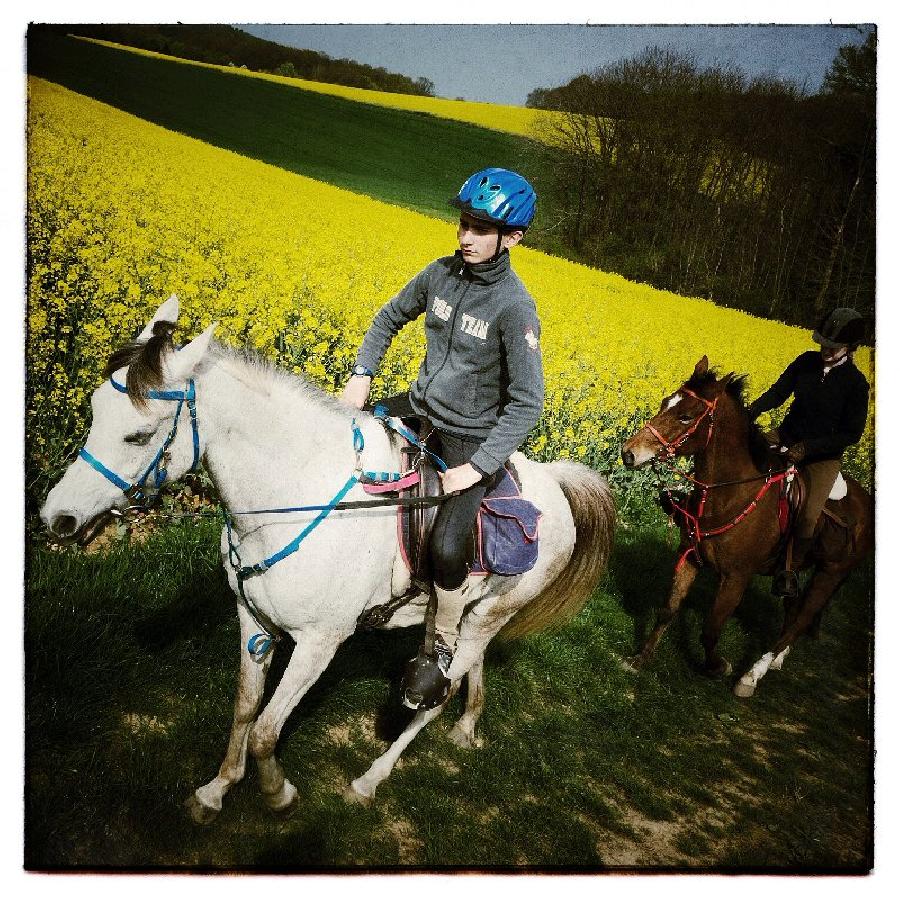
[[371, 393, 503, 590]]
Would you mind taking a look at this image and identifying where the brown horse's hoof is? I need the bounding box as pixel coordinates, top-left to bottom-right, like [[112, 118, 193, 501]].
[[703, 659, 732, 678], [624, 654, 645, 672]]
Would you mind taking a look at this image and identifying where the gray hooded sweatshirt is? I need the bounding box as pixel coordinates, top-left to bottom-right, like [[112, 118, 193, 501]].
[[355, 249, 544, 475]]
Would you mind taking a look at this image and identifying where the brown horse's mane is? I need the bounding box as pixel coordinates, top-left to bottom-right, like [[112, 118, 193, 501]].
[[684, 368, 770, 470]]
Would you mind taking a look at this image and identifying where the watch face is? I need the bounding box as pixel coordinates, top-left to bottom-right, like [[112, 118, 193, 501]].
[[354, 366, 371, 377]]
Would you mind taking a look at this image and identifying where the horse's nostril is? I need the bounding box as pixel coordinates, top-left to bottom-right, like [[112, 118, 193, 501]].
[[50, 513, 79, 538], [622, 449, 635, 468]]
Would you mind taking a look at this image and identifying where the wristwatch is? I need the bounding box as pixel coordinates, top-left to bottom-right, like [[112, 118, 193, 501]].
[[351, 364, 373, 378]]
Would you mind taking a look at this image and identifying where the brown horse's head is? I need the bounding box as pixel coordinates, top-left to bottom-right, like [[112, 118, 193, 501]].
[[621, 356, 742, 469]]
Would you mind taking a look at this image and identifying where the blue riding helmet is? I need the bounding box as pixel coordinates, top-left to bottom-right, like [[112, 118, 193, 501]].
[[450, 167, 537, 230]]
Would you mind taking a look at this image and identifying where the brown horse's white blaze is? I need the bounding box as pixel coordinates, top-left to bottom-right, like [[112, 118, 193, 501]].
[[621, 356, 872, 697]]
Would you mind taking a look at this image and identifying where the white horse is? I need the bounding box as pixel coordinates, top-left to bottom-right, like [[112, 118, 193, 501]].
[[41, 296, 615, 823]]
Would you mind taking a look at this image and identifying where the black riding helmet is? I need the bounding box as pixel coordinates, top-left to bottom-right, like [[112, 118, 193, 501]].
[[812, 308, 866, 350]]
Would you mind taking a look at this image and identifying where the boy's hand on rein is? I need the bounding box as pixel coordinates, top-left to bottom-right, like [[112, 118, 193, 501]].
[[440, 463, 483, 494], [341, 375, 371, 410]]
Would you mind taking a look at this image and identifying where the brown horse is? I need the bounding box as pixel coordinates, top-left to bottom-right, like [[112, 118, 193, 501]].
[[620, 356, 873, 697]]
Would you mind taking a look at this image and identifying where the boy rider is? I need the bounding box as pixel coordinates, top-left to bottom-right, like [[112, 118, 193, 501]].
[[341, 168, 544, 710]]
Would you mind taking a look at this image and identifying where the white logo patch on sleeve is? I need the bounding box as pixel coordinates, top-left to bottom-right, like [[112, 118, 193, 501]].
[[524, 326, 540, 352]]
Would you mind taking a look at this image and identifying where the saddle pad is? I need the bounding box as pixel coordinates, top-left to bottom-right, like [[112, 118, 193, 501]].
[[829, 472, 848, 501]]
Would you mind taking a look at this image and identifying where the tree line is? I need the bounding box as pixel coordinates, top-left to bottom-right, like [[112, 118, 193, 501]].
[[34, 24, 435, 97], [525, 35, 875, 332]]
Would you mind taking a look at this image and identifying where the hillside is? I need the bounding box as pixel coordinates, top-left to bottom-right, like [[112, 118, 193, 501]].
[[26, 29, 541, 223], [30, 23, 433, 96]]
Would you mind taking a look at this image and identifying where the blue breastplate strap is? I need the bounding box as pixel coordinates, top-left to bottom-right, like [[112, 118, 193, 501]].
[[79, 377, 200, 501], [372, 404, 447, 472], [225, 417, 386, 660]]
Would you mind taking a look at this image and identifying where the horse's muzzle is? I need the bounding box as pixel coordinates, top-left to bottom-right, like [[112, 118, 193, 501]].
[[621, 447, 636, 469], [43, 508, 81, 540]]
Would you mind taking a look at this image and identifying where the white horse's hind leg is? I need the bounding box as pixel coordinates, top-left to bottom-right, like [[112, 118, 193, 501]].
[[345, 703, 449, 805], [449, 654, 485, 749], [186, 602, 273, 825], [248, 628, 345, 814], [347, 603, 516, 802]]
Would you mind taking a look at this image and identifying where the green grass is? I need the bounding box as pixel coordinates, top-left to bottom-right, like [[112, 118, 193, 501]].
[[27, 30, 543, 223], [25, 515, 873, 871]]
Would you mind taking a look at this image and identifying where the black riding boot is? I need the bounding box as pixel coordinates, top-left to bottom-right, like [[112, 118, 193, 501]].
[[401, 636, 453, 711]]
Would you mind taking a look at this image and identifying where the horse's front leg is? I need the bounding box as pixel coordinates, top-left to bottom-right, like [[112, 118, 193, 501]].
[[186, 602, 273, 825], [629, 555, 700, 669], [248, 628, 344, 815], [701, 569, 752, 677]]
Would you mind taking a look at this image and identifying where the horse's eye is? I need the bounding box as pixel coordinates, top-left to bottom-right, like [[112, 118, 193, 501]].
[[678, 414, 694, 424], [124, 430, 154, 446]]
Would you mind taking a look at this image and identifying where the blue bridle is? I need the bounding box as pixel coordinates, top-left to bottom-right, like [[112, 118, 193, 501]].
[[78, 376, 200, 504]]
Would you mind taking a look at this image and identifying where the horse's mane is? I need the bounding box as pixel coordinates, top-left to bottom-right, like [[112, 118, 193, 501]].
[[684, 368, 770, 470], [103, 320, 175, 408], [103, 322, 349, 418]]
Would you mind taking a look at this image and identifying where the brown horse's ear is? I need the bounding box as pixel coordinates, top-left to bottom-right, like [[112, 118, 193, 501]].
[[693, 356, 709, 378]]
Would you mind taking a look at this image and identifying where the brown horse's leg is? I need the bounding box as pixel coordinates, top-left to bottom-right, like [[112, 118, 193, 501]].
[[774, 566, 849, 654], [629, 557, 700, 668], [701, 570, 752, 677], [735, 566, 849, 698]]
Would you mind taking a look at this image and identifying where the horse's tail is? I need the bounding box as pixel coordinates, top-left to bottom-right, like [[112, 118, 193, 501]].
[[499, 460, 615, 640]]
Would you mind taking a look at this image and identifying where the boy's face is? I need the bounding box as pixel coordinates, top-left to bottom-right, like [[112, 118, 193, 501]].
[[457, 212, 523, 264]]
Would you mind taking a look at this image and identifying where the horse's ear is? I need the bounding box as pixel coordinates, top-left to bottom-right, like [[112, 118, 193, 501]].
[[165, 323, 216, 382], [136, 294, 180, 343], [693, 356, 709, 378]]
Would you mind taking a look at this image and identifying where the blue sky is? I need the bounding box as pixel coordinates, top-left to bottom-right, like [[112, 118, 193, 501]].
[[239, 23, 873, 105]]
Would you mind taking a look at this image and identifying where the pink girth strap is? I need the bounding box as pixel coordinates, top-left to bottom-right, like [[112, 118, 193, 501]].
[[363, 472, 420, 494]]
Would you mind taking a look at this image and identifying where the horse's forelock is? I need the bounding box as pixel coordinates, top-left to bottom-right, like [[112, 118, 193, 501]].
[[102, 320, 176, 407]]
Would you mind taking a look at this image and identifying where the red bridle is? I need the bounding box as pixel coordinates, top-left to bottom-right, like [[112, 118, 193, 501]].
[[638, 386, 797, 571], [643, 387, 718, 459]]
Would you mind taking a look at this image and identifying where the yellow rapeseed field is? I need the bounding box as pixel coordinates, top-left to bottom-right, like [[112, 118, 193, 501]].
[[75, 36, 562, 144], [27, 78, 874, 492]]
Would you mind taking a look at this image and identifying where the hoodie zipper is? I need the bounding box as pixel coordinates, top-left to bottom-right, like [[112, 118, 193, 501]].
[[421, 266, 471, 407]]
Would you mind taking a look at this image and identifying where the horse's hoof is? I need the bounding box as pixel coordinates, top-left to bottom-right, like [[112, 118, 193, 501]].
[[733, 680, 756, 699], [623, 655, 644, 672], [264, 780, 299, 818], [704, 659, 732, 678], [448, 724, 483, 749], [272, 793, 300, 820], [184, 793, 220, 826], [343, 781, 374, 806]]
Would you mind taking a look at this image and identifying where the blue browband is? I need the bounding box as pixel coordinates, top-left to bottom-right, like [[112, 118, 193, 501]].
[[78, 376, 200, 502]]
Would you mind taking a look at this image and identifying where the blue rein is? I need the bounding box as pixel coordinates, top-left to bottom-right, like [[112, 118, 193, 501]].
[[78, 377, 200, 503], [77, 380, 448, 663]]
